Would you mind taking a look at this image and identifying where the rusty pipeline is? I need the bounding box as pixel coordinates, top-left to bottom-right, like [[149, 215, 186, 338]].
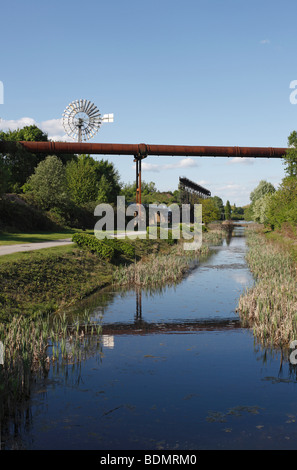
[[0, 141, 288, 158]]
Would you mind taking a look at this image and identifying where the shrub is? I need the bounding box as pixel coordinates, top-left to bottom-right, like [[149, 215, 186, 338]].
[[72, 233, 114, 260], [72, 233, 136, 260], [26, 155, 68, 210], [103, 238, 135, 257]]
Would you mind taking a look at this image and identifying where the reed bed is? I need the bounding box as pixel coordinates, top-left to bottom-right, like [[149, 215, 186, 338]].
[[237, 230, 297, 347], [113, 231, 223, 288], [0, 311, 102, 402]]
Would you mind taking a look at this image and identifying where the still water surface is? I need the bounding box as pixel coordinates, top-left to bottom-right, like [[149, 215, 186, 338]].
[[5, 229, 297, 450]]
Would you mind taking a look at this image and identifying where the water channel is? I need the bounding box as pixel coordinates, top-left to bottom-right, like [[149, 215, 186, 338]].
[[3, 227, 297, 450]]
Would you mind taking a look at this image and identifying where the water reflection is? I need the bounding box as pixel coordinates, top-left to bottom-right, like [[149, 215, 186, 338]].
[[85, 227, 254, 333], [2, 229, 297, 450]]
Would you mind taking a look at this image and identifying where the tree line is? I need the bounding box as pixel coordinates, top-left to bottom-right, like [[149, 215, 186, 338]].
[[244, 130, 297, 231], [0, 124, 245, 230]]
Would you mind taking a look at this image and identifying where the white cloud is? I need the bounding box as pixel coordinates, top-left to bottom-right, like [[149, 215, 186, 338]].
[[0, 117, 68, 141], [217, 183, 242, 191], [164, 158, 198, 170], [228, 157, 254, 165], [0, 117, 36, 131], [134, 157, 198, 173], [260, 39, 270, 44], [210, 182, 251, 205], [40, 118, 63, 136], [140, 162, 161, 172]]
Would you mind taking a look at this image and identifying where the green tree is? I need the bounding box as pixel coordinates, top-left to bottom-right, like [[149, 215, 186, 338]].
[[250, 180, 275, 205], [252, 193, 274, 225], [0, 125, 48, 192], [0, 125, 48, 143], [0, 156, 10, 195], [0, 125, 76, 192], [121, 180, 157, 204], [97, 175, 110, 203], [243, 204, 253, 221], [231, 203, 244, 220], [266, 177, 297, 229], [200, 198, 221, 224], [248, 180, 276, 222], [225, 200, 231, 220], [212, 196, 224, 220], [26, 155, 68, 210], [66, 155, 98, 205], [283, 131, 297, 177], [93, 158, 121, 204], [172, 189, 180, 204], [65, 154, 121, 205]]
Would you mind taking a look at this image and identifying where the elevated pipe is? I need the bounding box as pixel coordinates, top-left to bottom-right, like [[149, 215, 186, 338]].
[[0, 141, 288, 158]]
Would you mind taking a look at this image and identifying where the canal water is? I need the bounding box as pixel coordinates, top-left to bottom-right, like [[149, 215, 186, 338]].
[[3, 228, 297, 450]]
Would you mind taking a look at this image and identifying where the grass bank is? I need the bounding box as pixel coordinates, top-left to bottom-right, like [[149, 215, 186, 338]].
[[0, 229, 224, 321], [0, 244, 114, 320], [237, 227, 297, 347], [0, 229, 88, 245], [0, 237, 165, 320]]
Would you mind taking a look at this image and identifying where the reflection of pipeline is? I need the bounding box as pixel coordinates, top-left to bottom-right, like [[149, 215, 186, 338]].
[[135, 288, 142, 320], [10, 141, 288, 158], [101, 318, 242, 336]]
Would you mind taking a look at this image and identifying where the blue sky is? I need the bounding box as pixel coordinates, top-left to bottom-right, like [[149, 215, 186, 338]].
[[1, 0, 297, 206]]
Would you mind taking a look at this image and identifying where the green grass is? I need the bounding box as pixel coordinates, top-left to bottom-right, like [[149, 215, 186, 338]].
[[0, 228, 94, 245], [0, 243, 75, 264], [0, 245, 115, 320], [0, 236, 175, 319]]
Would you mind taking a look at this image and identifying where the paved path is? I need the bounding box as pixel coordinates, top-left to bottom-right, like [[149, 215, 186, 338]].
[[0, 231, 148, 256], [0, 238, 73, 256]]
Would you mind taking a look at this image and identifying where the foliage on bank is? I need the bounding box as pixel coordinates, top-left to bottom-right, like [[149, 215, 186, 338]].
[[72, 232, 135, 260], [246, 131, 297, 231]]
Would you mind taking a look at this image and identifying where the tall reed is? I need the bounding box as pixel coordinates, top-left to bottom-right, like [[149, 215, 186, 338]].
[[113, 231, 223, 288], [237, 229, 297, 347], [0, 311, 102, 402]]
